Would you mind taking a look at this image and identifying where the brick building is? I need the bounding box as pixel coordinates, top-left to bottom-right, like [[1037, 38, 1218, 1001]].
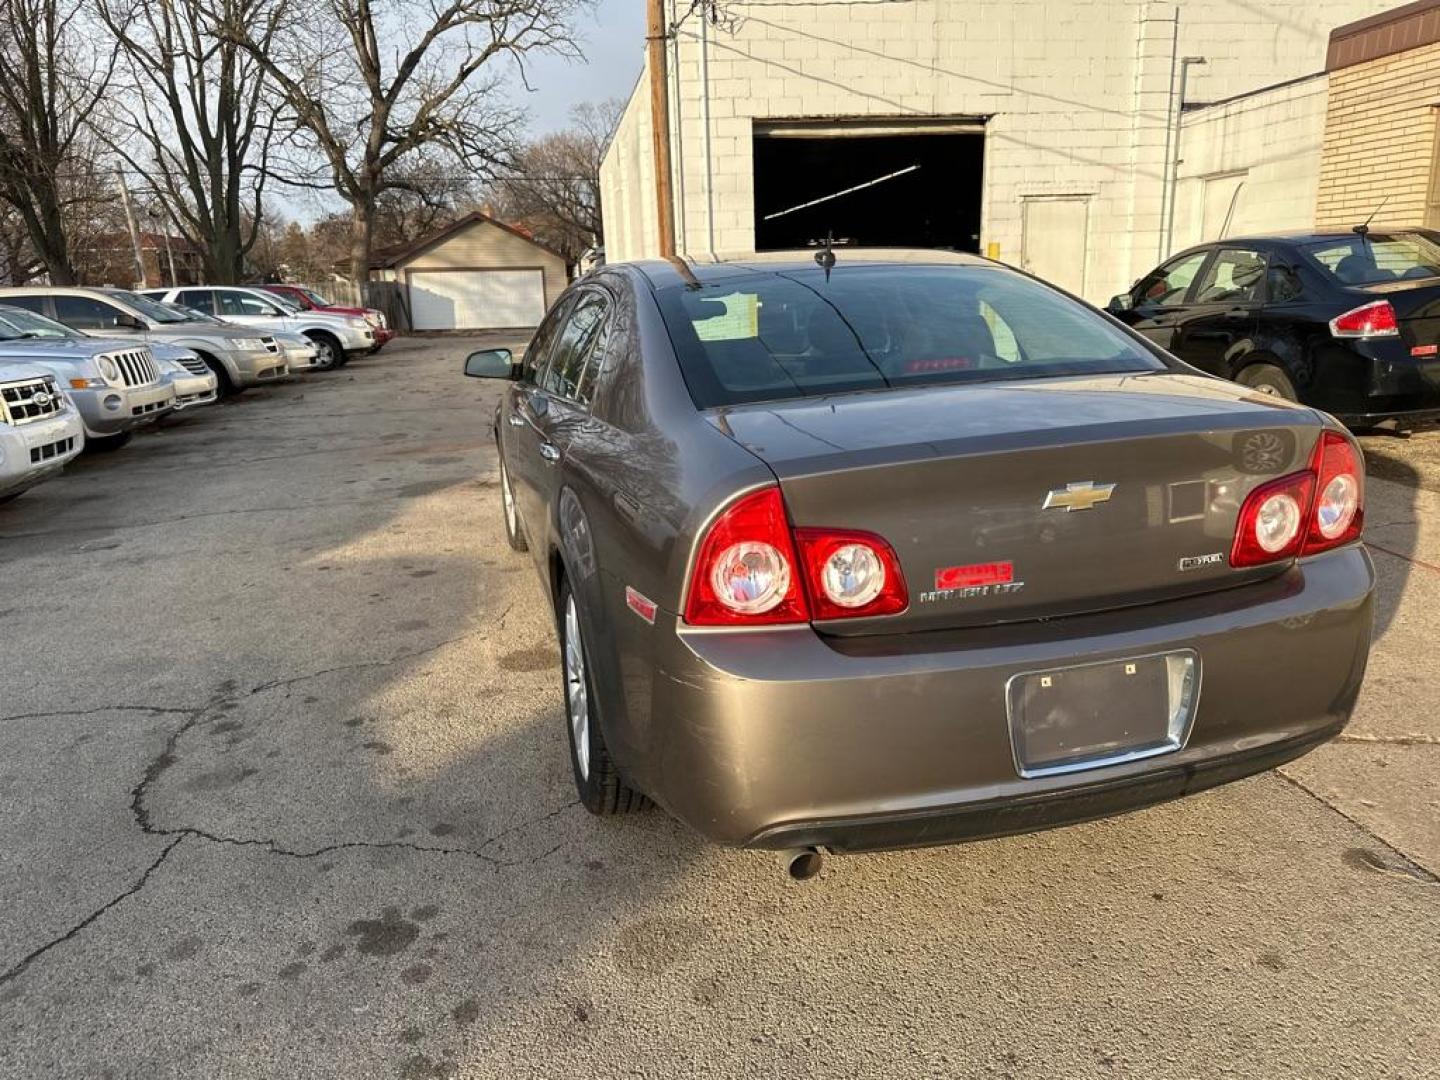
[[1316, 0, 1440, 229], [600, 0, 1396, 302]]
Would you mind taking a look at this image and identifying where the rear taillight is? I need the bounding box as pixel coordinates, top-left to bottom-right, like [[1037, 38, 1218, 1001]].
[[684, 487, 809, 626], [683, 487, 909, 625], [795, 528, 908, 620], [1329, 300, 1398, 339], [1229, 431, 1364, 567], [1305, 430, 1364, 553]]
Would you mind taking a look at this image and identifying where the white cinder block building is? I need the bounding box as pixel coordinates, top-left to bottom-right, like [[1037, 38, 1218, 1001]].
[[600, 0, 1396, 302]]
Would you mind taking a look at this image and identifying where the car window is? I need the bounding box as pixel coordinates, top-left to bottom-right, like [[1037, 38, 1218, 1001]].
[[1267, 264, 1305, 303], [1305, 233, 1440, 285], [654, 264, 1166, 409], [218, 291, 280, 317], [0, 295, 49, 318], [540, 291, 609, 403], [177, 290, 216, 314], [53, 295, 126, 330], [1135, 251, 1209, 306], [522, 296, 574, 383], [1192, 248, 1267, 304]]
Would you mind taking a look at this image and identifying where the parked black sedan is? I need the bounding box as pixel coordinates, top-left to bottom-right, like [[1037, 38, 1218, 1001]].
[[466, 250, 1372, 872], [1109, 229, 1440, 429]]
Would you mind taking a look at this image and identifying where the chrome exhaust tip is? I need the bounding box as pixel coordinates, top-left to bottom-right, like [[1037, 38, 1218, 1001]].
[[781, 847, 823, 881]]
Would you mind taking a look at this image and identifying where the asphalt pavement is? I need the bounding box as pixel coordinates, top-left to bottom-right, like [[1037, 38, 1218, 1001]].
[[1, 338, 1436, 1079]]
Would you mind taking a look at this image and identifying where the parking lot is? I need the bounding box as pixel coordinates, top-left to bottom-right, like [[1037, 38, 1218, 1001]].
[[1, 336, 1436, 1079]]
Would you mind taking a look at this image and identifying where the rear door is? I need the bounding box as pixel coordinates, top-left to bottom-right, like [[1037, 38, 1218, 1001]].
[[1117, 248, 1210, 350], [1170, 246, 1265, 376]]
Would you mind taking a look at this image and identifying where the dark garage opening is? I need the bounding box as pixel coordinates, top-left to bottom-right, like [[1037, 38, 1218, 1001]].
[[752, 123, 985, 252]]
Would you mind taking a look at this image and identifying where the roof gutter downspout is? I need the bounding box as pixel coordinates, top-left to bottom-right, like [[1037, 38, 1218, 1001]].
[[700, 12, 717, 260]]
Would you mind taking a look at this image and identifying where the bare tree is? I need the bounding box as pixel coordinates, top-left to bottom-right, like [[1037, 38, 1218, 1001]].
[[492, 98, 619, 263], [0, 0, 116, 284], [212, 0, 578, 288], [95, 0, 285, 284]]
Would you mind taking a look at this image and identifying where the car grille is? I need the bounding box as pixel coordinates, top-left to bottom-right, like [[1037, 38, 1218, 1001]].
[[176, 355, 211, 376], [107, 348, 160, 387], [131, 399, 167, 417], [1, 377, 65, 425], [30, 435, 75, 464]]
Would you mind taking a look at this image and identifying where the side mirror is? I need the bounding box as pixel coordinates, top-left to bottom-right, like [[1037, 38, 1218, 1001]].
[[1107, 293, 1134, 314], [116, 312, 146, 330], [463, 348, 516, 380]]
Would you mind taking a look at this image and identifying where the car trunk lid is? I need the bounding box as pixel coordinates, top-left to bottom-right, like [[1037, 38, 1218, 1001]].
[[1357, 279, 1440, 354], [711, 372, 1323, 635]]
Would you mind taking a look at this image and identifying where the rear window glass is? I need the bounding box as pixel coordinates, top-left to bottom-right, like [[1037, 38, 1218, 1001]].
[[1304, 233, 1440, 285], [654, 264, 1165, 408]]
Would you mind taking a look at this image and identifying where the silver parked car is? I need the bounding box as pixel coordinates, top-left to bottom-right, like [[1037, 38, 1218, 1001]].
[[140, 285, 374, 370], [0, 304, 217, 416], [0, 287, 289, 395], [0, 359, 85, 502], [151, 300, 319, 380], [0, 306, 174, 450]]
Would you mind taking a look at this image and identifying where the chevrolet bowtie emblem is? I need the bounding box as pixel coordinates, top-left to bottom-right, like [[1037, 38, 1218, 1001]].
[[1043, 481, 1117, 512]]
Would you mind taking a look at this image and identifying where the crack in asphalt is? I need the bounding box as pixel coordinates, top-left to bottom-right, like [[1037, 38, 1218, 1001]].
[[0, 704, 197, 725], [0, 836, 186, 987], [248, 610, 512, 694], [1336, 732, 1440, 747], [1273, 769, 1440, 883]]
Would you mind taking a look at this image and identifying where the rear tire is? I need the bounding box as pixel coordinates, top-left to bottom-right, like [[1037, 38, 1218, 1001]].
[[85, 431, 132, 453], [558, 580, 648, 816], [500, 459, 527, 552], [1237, 363, 1298, 402]]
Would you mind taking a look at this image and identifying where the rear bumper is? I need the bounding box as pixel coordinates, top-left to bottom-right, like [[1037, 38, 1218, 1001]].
[[634, 546, 1374, 848]]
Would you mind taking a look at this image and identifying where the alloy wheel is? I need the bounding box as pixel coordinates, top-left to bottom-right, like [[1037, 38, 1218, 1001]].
[[564, 594, 591, 780]]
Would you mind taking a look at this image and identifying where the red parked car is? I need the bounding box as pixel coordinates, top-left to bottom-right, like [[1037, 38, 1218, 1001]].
[[262, 284, 395, 351]]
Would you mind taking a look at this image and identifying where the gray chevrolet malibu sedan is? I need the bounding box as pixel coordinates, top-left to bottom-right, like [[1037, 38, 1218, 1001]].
[[465, 250, 1374, 871]]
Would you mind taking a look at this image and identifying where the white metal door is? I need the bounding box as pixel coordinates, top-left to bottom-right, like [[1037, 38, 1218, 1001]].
[[408, 270, 546, 330], [1021, 197, 1090, 297]]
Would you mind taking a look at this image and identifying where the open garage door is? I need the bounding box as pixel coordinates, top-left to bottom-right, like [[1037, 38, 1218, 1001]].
[[753, 118, 985, 252], [407, 269, 546, 330]]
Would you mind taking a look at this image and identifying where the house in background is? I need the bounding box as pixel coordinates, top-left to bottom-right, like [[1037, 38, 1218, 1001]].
[[77, 231, 205, 289], [1170, 0, 1440, 254], [600, 0, 1401, 303], [369, 211, 569, 331]]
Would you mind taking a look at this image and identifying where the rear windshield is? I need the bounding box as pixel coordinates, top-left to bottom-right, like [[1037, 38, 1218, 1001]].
[[1304, 233, 1440, 286], [654, 264, 1165, 409]]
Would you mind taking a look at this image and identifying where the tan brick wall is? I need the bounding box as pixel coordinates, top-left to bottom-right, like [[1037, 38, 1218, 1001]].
[[1316, 40, 1440, 228]]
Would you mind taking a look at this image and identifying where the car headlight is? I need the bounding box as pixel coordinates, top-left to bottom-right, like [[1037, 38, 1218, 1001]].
[[97, 356, 120, 382], [346, 317, 369, 330], [365, 311, 384, 327], [233, 338, 266, 351]]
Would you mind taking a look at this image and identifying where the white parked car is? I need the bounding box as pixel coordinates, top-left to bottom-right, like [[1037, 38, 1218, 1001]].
[[140, 286, 374, 370], [0, 359, 85, 503]]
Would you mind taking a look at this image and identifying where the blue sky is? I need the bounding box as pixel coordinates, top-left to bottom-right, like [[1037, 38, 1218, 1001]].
[[508, 0, 646, 133]]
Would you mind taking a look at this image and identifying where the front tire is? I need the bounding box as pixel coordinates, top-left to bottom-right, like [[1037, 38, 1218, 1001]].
[[500, 459, 527, 552], [559, 580, 647, 816], [198, 353, 240, 397], [306, 333, 341, 371], [1237, 363, 1298, 402]]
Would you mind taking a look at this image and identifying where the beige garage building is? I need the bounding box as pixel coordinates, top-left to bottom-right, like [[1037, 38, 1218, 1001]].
[[370, 212, 569, 331]]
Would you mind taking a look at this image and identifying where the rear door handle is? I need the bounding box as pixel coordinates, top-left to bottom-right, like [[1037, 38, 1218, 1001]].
[[539, 442, 561, 464], [507, 413, 526, 427]]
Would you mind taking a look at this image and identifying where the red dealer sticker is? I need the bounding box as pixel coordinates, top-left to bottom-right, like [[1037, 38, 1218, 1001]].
[[935, 561, 1014, 590], [625, 586, 658, 624]]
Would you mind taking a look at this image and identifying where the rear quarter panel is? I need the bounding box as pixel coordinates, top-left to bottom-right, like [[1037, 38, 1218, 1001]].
[[556, 271, 772, 795]]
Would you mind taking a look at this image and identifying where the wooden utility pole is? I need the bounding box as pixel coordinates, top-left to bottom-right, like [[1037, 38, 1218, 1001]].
[[646, 0, 676, 257]]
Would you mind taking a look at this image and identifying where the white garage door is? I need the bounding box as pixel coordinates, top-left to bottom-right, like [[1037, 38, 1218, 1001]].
[[408, 269, 546, 330]]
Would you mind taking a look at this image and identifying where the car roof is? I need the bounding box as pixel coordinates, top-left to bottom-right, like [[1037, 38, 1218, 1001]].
[[1185, 227, 1437, 249], [623, 247, 992, 289]]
